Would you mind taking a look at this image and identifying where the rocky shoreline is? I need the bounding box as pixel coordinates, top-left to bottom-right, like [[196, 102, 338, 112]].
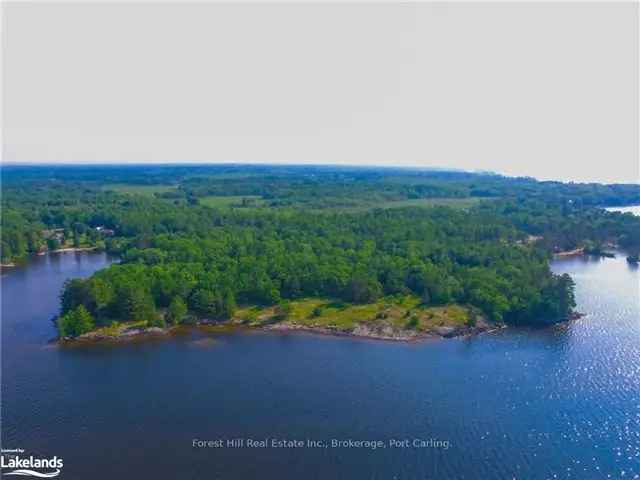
[[59, 317, 502, 345], [58, 310, 584, 345], [59, 326, 174, 344], [263, 318, 501, 342]]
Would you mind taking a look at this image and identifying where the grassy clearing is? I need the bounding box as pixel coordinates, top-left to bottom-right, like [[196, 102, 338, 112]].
[[376, 197, 487, 210], [91, 320, 147, 336], [321, 196, 492, 213], [233, 296, 473, 332], [104, 184, 178, 197], [198, 195, 265, 208], [414, 305, 470, 329], [83, 298, 475, 338]]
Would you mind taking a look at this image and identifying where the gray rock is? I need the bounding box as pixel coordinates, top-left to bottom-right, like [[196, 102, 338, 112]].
[[434, 326, 457, 337]]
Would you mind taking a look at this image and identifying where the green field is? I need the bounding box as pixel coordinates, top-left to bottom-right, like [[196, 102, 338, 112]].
[[102, 185, 486, 211], [327, 196, 490, 213], [376, 197, 488, 210]]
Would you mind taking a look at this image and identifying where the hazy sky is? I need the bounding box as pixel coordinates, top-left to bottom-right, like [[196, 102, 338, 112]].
[[2, 2, 638, 183]]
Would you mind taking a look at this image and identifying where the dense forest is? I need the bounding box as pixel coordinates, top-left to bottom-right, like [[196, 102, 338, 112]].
[[2, 165, 639, 337]]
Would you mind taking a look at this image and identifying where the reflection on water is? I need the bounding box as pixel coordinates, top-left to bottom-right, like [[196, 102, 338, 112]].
[[1, 251, 639, 479], [188, 337, 219, 348]]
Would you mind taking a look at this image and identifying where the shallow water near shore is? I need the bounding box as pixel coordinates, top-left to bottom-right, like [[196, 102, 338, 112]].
[[2, 250, 639, 479]]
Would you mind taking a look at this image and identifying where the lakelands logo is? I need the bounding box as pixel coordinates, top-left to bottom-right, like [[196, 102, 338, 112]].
[[1, 449, 63, 478]]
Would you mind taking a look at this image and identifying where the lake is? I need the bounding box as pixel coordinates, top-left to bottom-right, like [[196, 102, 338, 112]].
[[606, 205, 640, 216], [1, 250, 639, 479]]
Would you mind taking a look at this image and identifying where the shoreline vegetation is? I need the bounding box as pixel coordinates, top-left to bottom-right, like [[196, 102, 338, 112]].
[[58, 297, 492, 343], [59, 321, 494, 344], [57, 296, 583, 345], [58, 311, 585, 345], [38, 246, 98, 255], [2, 165, 638, 346], [553, 244, 623, 260], [59, 314, 496, 344]]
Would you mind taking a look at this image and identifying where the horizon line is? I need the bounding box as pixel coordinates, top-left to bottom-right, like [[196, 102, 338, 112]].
[[1, 160, 638, 186]]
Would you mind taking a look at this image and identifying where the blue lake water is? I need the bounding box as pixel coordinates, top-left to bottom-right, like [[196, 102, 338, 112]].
[[1, 250, 639, 479]]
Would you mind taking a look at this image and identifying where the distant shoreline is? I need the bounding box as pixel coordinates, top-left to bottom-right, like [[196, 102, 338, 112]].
[[38, 246, 98, 255], [553, 247, 585, 258], [1, 247, 102, 270]]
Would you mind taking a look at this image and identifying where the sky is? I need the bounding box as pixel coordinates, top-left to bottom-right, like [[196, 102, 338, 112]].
[[2, 2, 638, 184]]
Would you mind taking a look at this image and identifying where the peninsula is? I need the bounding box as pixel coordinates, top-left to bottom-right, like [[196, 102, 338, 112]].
[[1, 165, 638, 343]]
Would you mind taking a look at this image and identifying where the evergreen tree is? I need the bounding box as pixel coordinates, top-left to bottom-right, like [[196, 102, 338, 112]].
[[57, 305, 95, 337], [167, 297, 188, 325]]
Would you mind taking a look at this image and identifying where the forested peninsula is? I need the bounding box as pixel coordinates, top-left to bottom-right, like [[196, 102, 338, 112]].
[[2, 165, 639, 342]]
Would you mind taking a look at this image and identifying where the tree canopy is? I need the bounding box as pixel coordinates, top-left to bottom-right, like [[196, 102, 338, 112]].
[[1, 164, 637, 335]]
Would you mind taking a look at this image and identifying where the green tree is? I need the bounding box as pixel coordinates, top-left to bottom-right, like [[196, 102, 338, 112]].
[[220, 290, 237, 319], [191, 288, 218, 316], [60, 278, 90, 314], [147, 313, 166, 328], [47, 238, 60, 251], [57, 305, 95, 337], [274, 300, 292, 321], [167, 296, 188, 325], [346, 275, 382, 304], [88, 278, 114, 311], [119, 284, 157, 324]]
